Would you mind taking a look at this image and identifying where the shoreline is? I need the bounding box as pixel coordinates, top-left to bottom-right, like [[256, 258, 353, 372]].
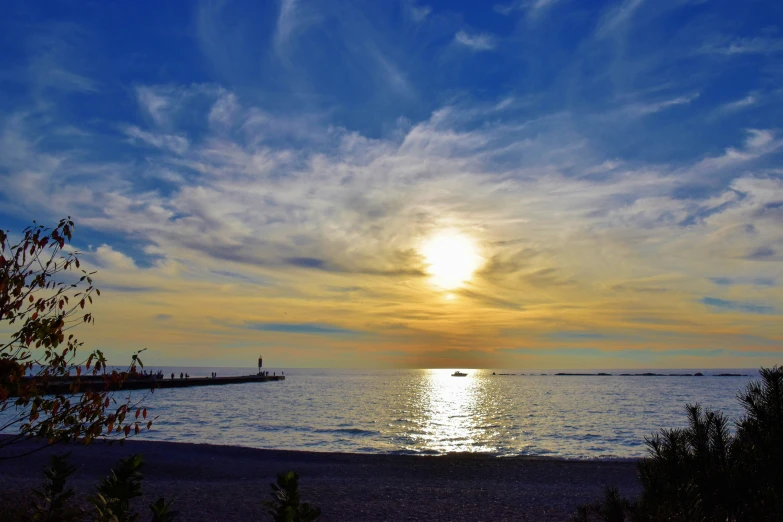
[[0, 437, 642, 521], [110, 434, 647, 462]]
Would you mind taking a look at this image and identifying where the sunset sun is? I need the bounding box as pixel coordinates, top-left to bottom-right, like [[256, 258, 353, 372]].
[[421, 230, 482, 290]]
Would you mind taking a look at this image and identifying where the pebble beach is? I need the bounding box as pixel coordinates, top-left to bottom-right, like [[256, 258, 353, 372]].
[[0, 438, 641, 521]]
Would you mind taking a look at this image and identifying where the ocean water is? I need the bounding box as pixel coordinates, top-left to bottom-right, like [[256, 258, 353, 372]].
[[114, 367, 759, 459]]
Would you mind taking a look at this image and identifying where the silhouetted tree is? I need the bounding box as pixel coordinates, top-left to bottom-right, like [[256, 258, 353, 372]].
[[573, 366, 783, 521], [1, 218, 150, 458]]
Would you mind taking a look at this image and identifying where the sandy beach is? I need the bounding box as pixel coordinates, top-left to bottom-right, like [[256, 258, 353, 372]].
[[0, 438, 641, 521]]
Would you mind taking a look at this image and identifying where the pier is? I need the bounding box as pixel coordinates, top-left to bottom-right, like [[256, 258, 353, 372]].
[[14, 374, 285, 396]]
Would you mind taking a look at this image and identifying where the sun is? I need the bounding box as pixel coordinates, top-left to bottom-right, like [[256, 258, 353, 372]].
[[420, 230, 482, 290]]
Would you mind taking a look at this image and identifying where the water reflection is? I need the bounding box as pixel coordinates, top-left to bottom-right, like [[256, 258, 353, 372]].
[[413, 369, 504, 454], [2, 368, 752, 458]]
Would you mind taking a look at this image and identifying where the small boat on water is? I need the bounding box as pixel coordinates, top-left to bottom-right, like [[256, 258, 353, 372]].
[[451, 371, 468, 377]]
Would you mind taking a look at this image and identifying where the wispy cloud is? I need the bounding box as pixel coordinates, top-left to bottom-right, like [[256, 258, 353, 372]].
[[713, 93, 758, 116], [22, 24, 98, 96], [494, 0, 563, 17], [596, 0, 646, 37], [700, 297, 775, 315], [123, 125, 189, 155], [247, 322, 361, 335], [408, 4, 432, 23], [626, 93, 700, 115], [710, 277, 776, 287], [274, 0, 302, 55], [454, 31, 498, 51], [136, 86, 176, 127], [701, 37, 783, 56]]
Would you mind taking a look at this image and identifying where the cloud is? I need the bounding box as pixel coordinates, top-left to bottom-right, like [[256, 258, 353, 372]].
[[454, 31, 498, 51], [275, 0, 301, 53], [246, 322, 361, 335], [710, 277, 776, 287], [28, 56, 96, 94], [629, 93, 699, 115], [504, 347, 728, 359], [702, 37, 783, 56], [689, 129, 782, 174], [369, 49, 414, 97], [123, 125, 189, 155], [700, 297, 775, 315], [494, 0, 563, 17], [596, 0, 646, 37], [3, 0, 783, 368], [20, 24, 98, 96], [93, 244, 137, 271], [208, 91, 240, 129], [408, 4, 432, 22], [136, 86, 174, 126], [285, 257, 328, 269], [3, 62, 783, 367], [714, 94, 757, 115], [746, 246, 776, 260]]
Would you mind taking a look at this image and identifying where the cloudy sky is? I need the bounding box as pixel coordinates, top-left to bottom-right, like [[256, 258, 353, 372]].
[[1, 0, 782, 368]]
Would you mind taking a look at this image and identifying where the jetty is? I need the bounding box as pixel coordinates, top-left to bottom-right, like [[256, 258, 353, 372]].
[[13, 374, 284, 397]]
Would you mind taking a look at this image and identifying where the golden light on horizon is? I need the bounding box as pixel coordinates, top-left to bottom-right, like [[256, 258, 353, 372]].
[[421, 230, 482, 290]]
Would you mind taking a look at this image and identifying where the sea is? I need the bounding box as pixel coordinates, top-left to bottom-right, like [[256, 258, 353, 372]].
[[109, 367, 760, 459]]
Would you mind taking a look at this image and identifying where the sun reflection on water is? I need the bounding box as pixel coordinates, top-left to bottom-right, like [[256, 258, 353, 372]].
[[410, 369, 506, 454]]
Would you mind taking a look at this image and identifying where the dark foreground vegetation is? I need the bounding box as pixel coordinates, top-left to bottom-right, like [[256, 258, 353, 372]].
[[574, 366, 783, 522], [0, 451, 321, 522]]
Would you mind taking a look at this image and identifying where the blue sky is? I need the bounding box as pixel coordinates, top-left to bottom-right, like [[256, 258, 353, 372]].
[[0, 0, 782, 368]]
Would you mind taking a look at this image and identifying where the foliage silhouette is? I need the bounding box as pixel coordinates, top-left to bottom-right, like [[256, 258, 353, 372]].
[[1, 451, 178, 522], [573, 365, 783, 521], [571, 487, 630, 522], [264, 471, 322, 522], [88, 453, 145, 522], [30, 452, 84, 521], [149, 497, 179, 522], [0, 219, 152, 457]]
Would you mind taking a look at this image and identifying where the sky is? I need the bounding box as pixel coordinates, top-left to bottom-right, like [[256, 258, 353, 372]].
[[1, 0, 782, 369]]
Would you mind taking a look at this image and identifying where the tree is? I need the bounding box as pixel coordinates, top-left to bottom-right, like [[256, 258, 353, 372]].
[[572, 366, 783, 521], [0, 218, 150, 458]]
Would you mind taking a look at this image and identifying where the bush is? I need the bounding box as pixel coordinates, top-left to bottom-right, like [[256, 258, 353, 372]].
[[571, 487, 630, 522], [88, 454, 145, 522], [31, 452, 84, 521], [3, 452, 326, 522], [149, 497, 178, 522], [573, 366, 783, 522], [2, 452, 177, 522], [264, 471, 322, 522]]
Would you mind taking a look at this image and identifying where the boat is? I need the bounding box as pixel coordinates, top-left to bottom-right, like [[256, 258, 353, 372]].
[[451, 371, 468, 377]]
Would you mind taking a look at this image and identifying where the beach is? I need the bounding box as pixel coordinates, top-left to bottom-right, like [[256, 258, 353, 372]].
[[0, 438, 641, 521]]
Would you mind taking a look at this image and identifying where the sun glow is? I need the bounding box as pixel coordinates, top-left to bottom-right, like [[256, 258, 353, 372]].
[[421, 230, 482, 290]]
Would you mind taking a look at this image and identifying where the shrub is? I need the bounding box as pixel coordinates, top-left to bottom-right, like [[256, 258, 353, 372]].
[[3, 452, 178, 522], [264, 471, 322, 522], [149, 497, 179, 522], [571, 487, 631, 522], [88, 453, 145, 522], [573, 366, 783, 522], [30, 452, 84, 522]]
